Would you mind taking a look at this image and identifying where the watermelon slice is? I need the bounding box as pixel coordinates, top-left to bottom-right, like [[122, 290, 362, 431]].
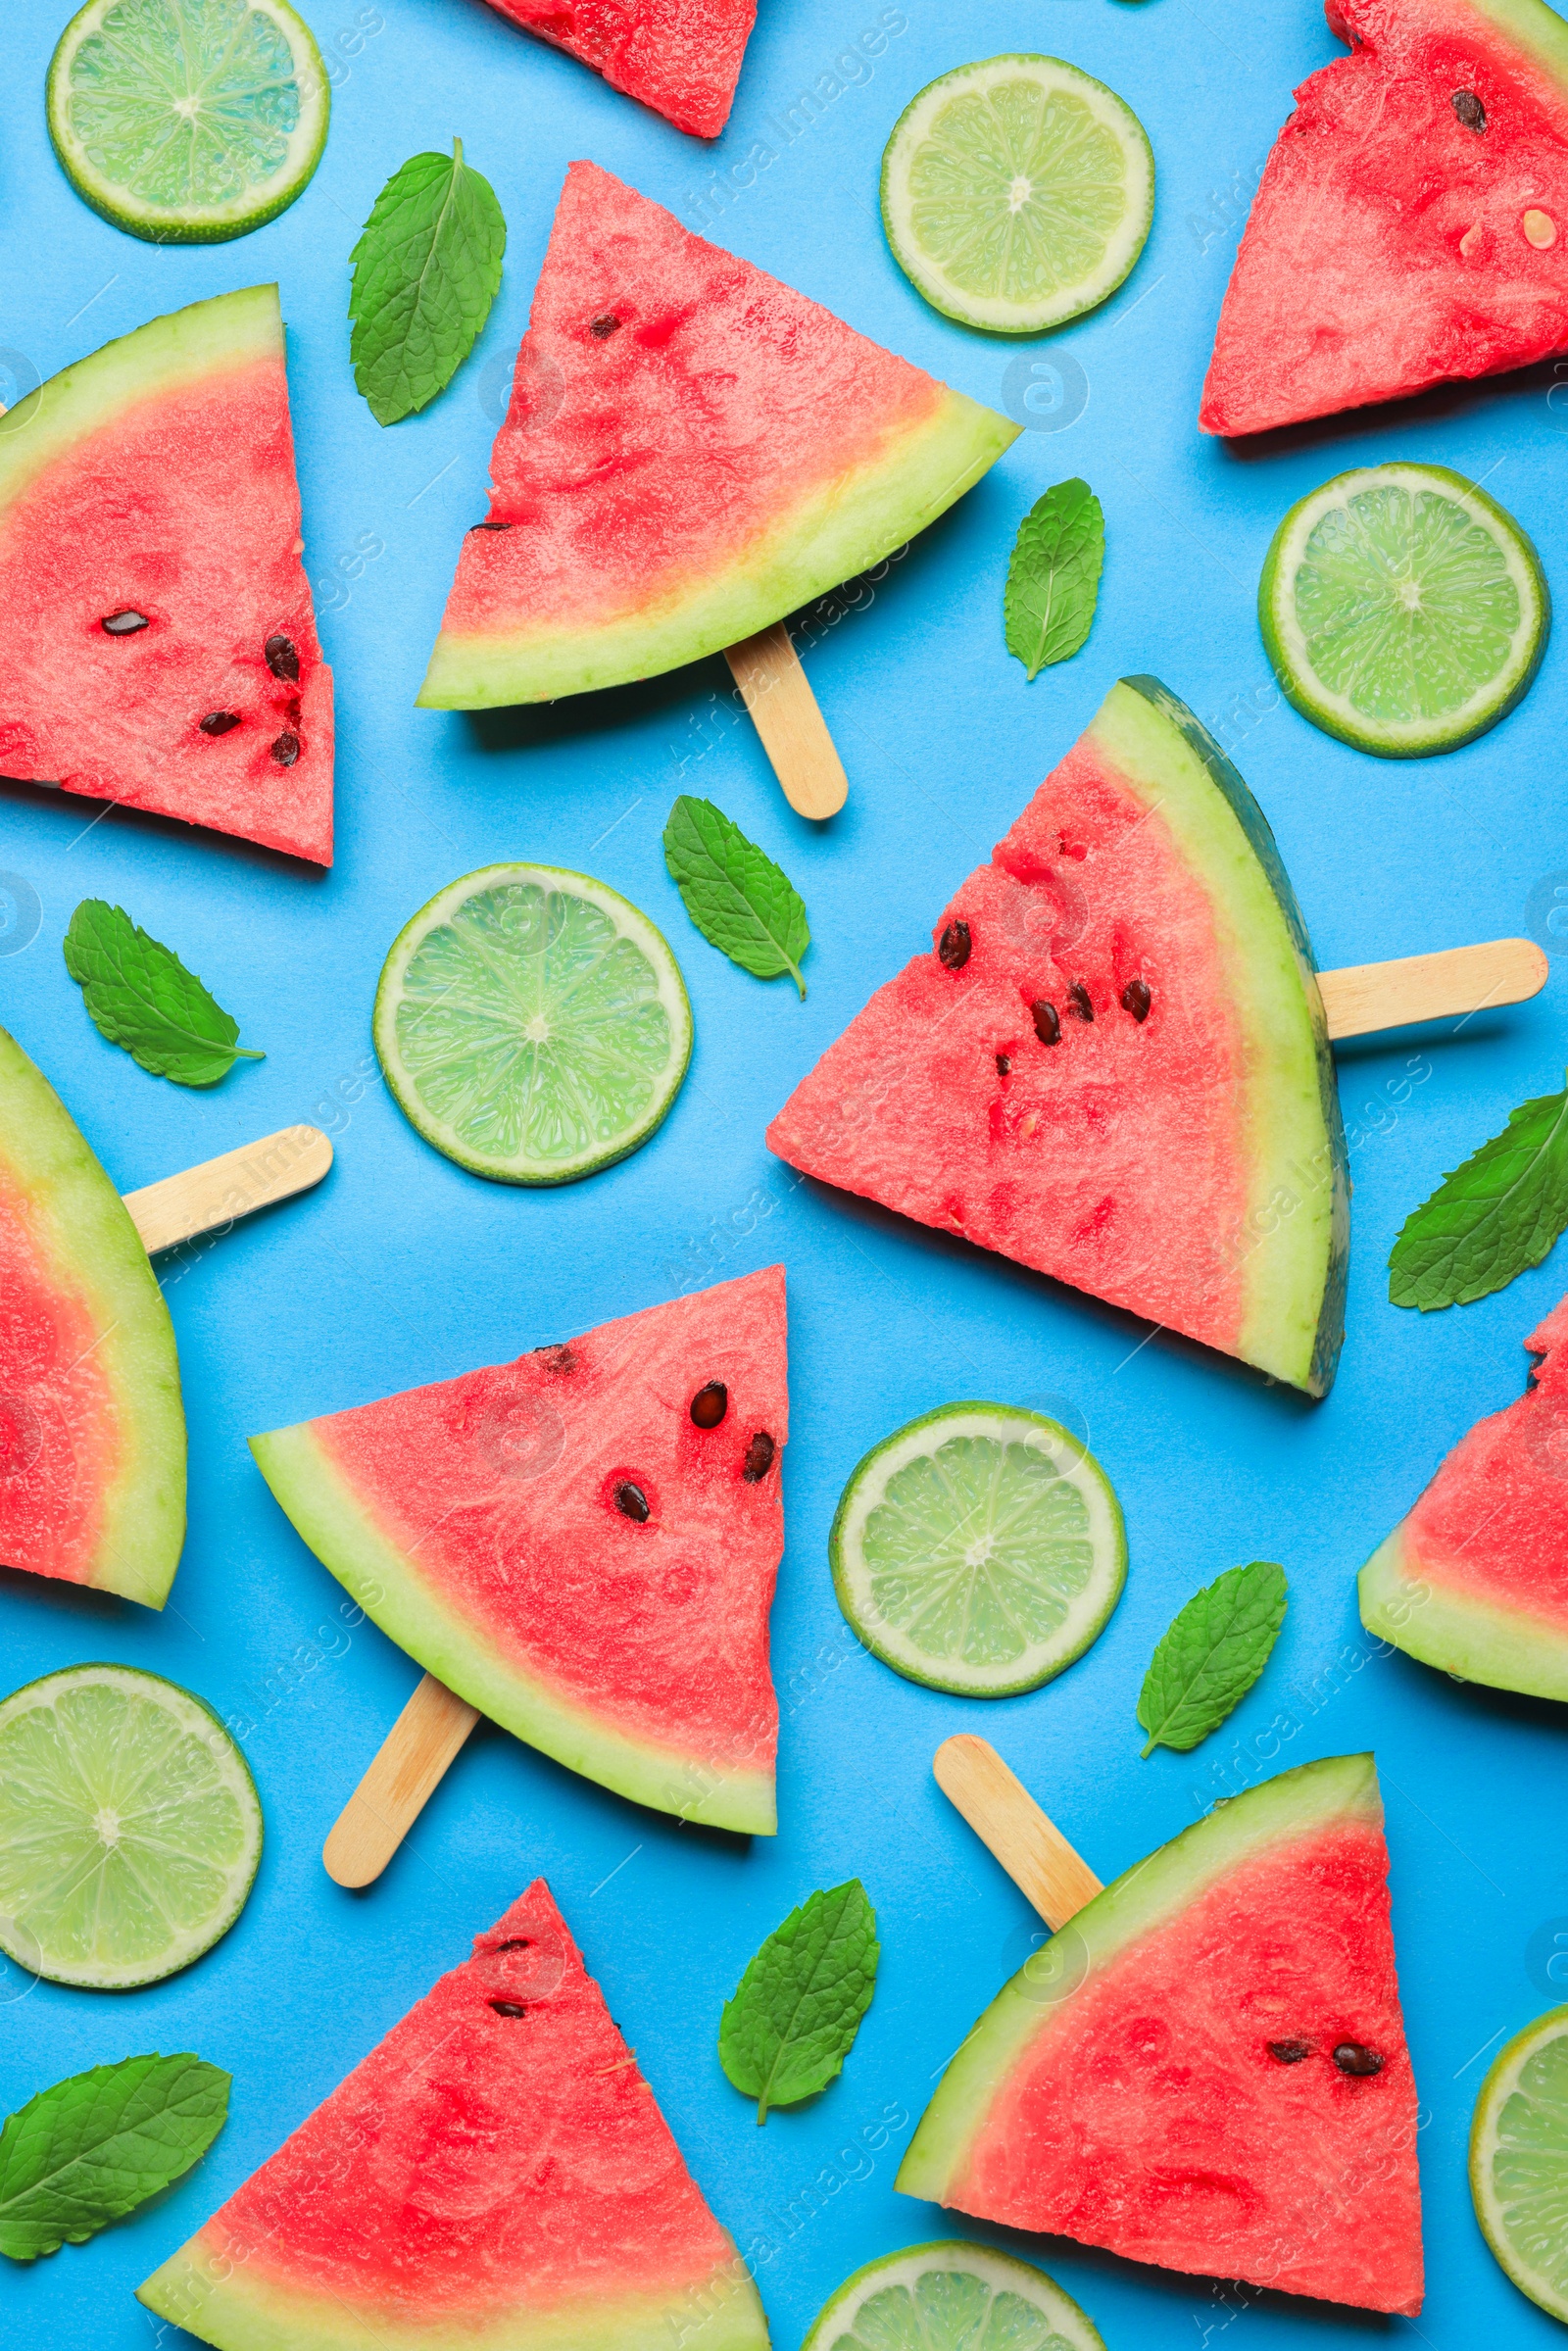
[[479, 0, 758, 137], [138, 1878, 768, 2351], [766, 677, 1349, 1396], [0, 285, 333, 864], [1360, 1293, 1568, 1699], [1201, 0, 1568, 437], [898, 1754, 1423, 2316], [0, 1027, 184, 1608], [418, 162, 1018, 709], [251, 1267, 787, 1832]]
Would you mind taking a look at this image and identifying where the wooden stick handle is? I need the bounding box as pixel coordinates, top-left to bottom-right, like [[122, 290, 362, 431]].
[[934, 1735, 1102, 1931], [725, 622, 848, 820], [1319, 938, 1546, 1042], [323, 1673, 480, 1888], [122, 1125, 333, 1254]]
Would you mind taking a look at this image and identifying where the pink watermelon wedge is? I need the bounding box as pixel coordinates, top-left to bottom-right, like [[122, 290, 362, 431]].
[[766, 677, 1348, 1396], [418, 162, 1018, 709], [251, 1267, 787, 1832], [0, 285, 333, 864], [0, 1027, 184, 1608], [1201, 0, 1568, 437], [480, 0, 758, 136], [1360, 1293, 1568, 1699], [138, 1879, 768, 2351], [899, 1754, 1423, 2316]]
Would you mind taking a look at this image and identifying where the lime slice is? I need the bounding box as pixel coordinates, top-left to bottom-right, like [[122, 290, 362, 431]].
[[1259, 463, 1549, 758], [829, 1403, 1126, 1695], [374, 862, 693, 1187], [1470, 2004, 1568, 2321], [880, 55, 1154, 334], [0, 1664, 262, 1990], [47, 0, 329, 245], [804, 2241, 1105, 2351]]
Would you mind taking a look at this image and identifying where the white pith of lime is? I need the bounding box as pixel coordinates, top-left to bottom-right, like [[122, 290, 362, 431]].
[[803, 2239, 1106, 2351], [1470, 2004, 1568, 2321]]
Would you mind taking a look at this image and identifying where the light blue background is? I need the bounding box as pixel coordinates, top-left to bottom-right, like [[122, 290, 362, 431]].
[[3, 0, 1567, 2342]]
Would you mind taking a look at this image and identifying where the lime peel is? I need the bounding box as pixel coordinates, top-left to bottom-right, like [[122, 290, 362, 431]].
[[1471, 2003, 1568, 2321], [803, 2239, 1106, 2351]]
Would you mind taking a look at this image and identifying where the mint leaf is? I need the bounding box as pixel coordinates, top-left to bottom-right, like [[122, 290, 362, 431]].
[[349, 138, 507, 425], [64, 901, 263, 1087], [1390, 1079, 1568, 1311], [662, 797, 810, 998], [718, 1882, 878, 2122], [1137, 1561, 1288, 1756], [0, 2054, 228, 2260], [1004, 478, 1104, 679]]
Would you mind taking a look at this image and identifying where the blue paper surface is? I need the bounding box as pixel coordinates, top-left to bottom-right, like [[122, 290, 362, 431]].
[[2, 0, 1567, 2341]]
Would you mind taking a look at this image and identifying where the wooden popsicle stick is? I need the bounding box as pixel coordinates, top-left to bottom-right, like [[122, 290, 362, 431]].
[[122, 1125, 333, 1254], [1319, 938, 1546, 1042], [934, 1734, 1102, 1932], [323, 1673, 480, 1888], [725, 621, 849, 820]]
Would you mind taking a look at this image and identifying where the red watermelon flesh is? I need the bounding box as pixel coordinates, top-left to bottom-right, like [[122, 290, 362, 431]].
[[137, 1880, 768, 2351], [0, 285, 332, 864], [482, 0, 757, 136], [1201, 0, 1568, 437]]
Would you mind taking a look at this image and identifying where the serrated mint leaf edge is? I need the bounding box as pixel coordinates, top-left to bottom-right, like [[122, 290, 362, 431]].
[[349, 138, 507, 426], [1004, 479, 1104, 681], [63, 902, 262, 1088], [0, 2054, 229, 2261], [1137, 1561, 1288, 1756], [1389, 1080, 1568, 1312], [717, 1881, 878, 2122], [662, 797, 810, 998]]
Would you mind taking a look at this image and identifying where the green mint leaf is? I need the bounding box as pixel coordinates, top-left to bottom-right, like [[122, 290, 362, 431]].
[[1137, 1561, 1288, 1756], [1004, 478, 1104, 680], [64, 901, 264, 1088], [349, 137, 507, 426], [718, 1881, 878, 2123], [662, 797, 811, 998], [0, 2053, 228, 2261], [1389, 1080, 1568, 1311]]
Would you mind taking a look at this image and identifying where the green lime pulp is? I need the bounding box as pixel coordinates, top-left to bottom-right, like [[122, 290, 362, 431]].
[[831, 2273, 1077, 2351], [912, 86, 1126, 305], [1474, 2010, 1568, 2320]]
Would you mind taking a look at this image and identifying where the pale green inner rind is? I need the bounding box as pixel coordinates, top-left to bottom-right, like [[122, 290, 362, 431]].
[[897, 1753, 1379, 2203], [417, 390, 1018, 709], [1469, 2004, 1568, 2323], [1359, 1525, 1568, 1704], [249, 1423, 776, 1835], [803, 2240, 1105, 2351], [1465, 0, 1568, 98]]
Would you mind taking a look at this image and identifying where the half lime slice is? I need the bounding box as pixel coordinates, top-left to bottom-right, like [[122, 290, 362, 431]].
[[0, 1664, 262, 1990], [1471, 2004, 1568, 2321], [804, 2241, 1105, 2351], [1259, 463, 1549, 758], [374, 862, 693, 1186], [829, 1403, 1126, 1695], [47, 0, 329, 245], [880, 55, 1153, 334]]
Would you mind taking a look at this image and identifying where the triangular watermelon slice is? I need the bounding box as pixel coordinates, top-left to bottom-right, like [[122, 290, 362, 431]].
[[480, 0, 758, 136], [1201, 0, 1568, 436], [898, 1754, 1423, 2315], [0, 1027, 184, 1608], [418, 162, 1018, 709], [251, 1266, 787, 1832], [766, 677, 1349, 1396], [0, 285, 333, 863], [1361, 1293, 1568, 1699], [138, 1879, 769, 2351]]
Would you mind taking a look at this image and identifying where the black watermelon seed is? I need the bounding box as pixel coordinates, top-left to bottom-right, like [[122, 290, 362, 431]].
[[1067, 981, 1095, 1022], [743, 1431, 776, 1483], [1032, 999, 1061, 1047], [938, 919, 971, 971], [614, 1479, 651, 1523], [489, 1999, 528, 2018], [691, 1381, 729, 1429], [590, 315, 622, 338], [494, 1937, 531, 1951], [199, 710, 242, 736], [1267, 2038, 1313, 2063], [470, 519, 513, 531], [1452, 88, 1487, 131], [270, 729, 301, 767], [264, 632, 300, 681], [1121, 978, 1152, 1023], [1333, 2042, 1384, 2077], [996, 1053, 1011, 1075], [101, 609, 149, 635]]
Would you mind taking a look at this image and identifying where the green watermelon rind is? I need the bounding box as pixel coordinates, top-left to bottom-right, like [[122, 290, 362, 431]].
[[1468, 2002, 1568, 2324], [0, 1028, 185, 1607], [802, 2240, 1106, 2351], [896, 1751, 1381, 2205], [1359, 1524, 1568, 1703], [1463, 0, 1568, 98], [416, 389, 1018, 708], [248, 1422, 777, 1835]]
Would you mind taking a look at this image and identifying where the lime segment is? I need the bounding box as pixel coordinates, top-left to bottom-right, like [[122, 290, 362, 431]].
[[1471, 2004, 1568, 2321], [880, 55, 1154, 334], [829, 1404, 1126, 1695], [804, 2240, 1105, 2351], [374, 862, 693, 1187], [0, 1664, 262, 1990]]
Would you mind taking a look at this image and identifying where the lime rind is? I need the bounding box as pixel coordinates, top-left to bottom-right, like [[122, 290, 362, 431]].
[[803, 2240, 1105, 2351], [1471, 2004, 1568, 2322], [1259, 462, 1550, 759], [880, 55, 1154, 335], [829, 1403, 1127, 1696]]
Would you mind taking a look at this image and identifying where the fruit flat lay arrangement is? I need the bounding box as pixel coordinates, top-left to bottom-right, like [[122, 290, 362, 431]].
[[3, 0, 1568, 2344]]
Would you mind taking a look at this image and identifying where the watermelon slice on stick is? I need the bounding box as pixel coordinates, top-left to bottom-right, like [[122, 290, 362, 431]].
[[902, 1734, 1424, 2316], [138, 1878, 768, 2351], [0, 285, 333, 863], [477, 0, 758, 137]]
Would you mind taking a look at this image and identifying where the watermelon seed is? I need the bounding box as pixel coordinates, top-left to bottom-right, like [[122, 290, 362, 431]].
[[101, 610, 149, 635], [996, 1053, 1011, 1074], [1121, 978, 1152, 1022], [691, 1381, 729, 1429], [488, 1999, 528, 2018], [1267, 2038, 1313, 2063], [1460, 222, 1486, 259], [264, 632, 300, 681], [469, 519, 513, 531], [1032, 1000, 1061, 1047], [614, 1480, 651, 1522], [1524, 209, 1559, 249], [1451, 89, 1487, 131], [590, 315, 622, 337], [270, 730, 301, 767], [938, 920, 971, 970], [1067, 982, 1094, 1021], [743, 1432, 776, 1483], [1333, 2042, 1384, 2076], [199, 711, 242, 736], [494, 1937, 531, 1951]]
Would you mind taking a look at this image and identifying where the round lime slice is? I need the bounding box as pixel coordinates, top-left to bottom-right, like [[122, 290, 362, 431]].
[[374, 862, 693, 1187], [1259, 462, 1549, 758], [48, 0, 329, 245], [1471, 2004, 1568, 2321], [880, 55, 1154, 334], [829, 1403, 1126, 1695], [0, 1663, 263, 1990], [804, 2241, 1105, 2351]]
